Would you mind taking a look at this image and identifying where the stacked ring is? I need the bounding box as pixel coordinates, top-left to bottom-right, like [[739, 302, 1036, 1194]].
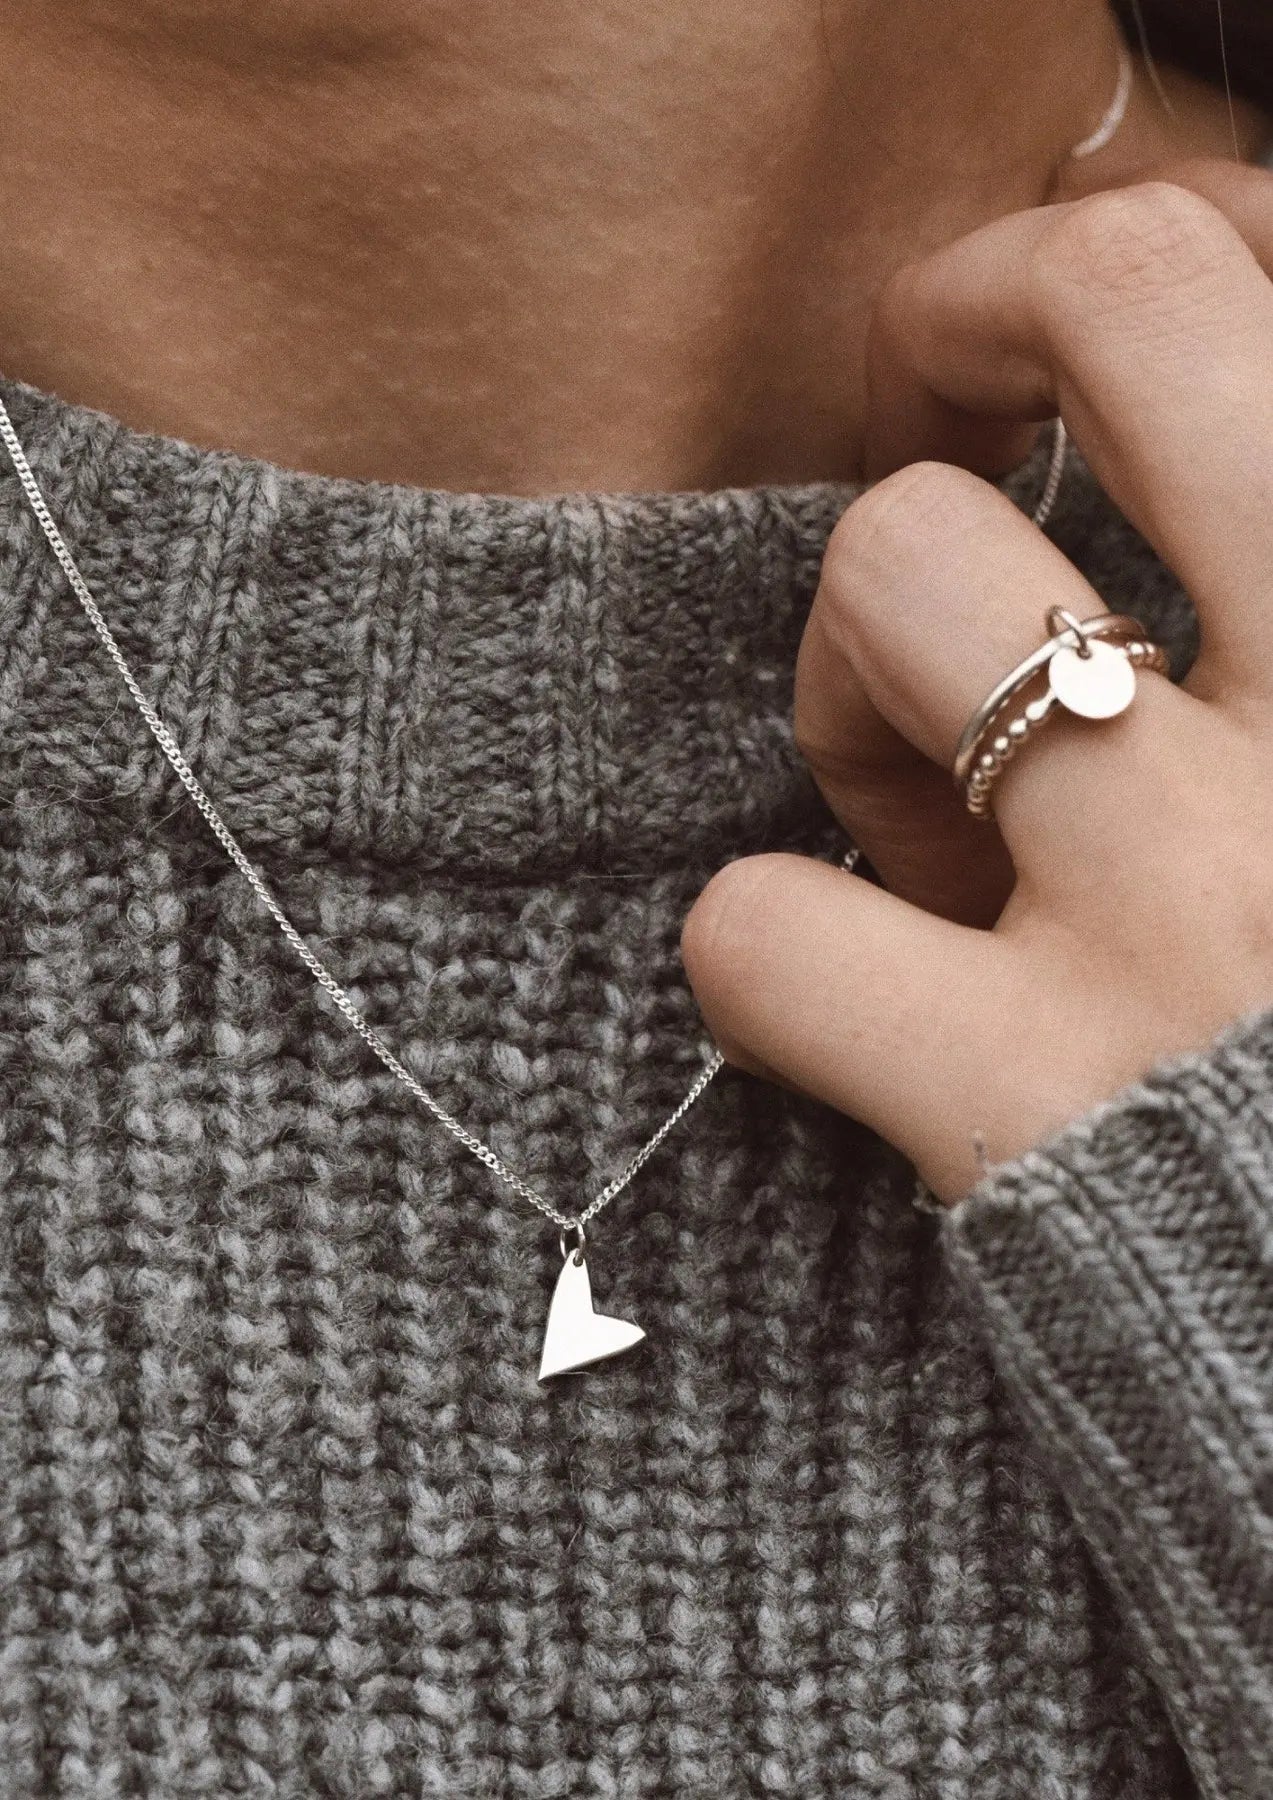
[[954, 607, 1168, 819]]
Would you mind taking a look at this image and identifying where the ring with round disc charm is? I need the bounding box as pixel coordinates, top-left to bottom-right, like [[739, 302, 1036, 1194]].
[[1048, 638, 1137, 719]]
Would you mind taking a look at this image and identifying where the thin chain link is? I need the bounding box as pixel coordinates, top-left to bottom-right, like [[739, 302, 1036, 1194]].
[[1031, 417, 1068, 531], [0, 396, 724, 1234], [0, 403, 1067, 1231]]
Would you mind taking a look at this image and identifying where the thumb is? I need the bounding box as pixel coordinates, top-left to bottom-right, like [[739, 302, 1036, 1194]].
[[681, 853, 1017, 1198]]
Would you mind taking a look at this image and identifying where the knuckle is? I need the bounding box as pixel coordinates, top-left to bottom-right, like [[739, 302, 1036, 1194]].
[[1033, 181, 1236, 311], [821, 461, 981, 640], [680, 854, 790, 999]]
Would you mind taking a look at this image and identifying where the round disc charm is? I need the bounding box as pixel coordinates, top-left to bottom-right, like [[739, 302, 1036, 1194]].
[[1047, 638, 1136, 719]]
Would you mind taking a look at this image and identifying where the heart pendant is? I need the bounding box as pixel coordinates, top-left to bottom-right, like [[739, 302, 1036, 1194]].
[[538, 1246, 646, 1381]]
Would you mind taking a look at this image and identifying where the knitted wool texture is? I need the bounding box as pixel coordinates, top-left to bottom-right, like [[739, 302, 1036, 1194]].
[[945, 1007, 1273, 1800], [0, 374, 1224, 1798]]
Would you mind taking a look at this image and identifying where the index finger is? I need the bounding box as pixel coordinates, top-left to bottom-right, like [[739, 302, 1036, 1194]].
[[865, 166, 1273, 698]]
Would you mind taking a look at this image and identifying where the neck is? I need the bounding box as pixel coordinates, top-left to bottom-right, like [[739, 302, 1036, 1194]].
[[0, 2, 1264, 494]]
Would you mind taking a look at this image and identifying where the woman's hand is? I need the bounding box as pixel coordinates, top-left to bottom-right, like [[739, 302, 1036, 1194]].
[[682, 165, 1273, 1203]]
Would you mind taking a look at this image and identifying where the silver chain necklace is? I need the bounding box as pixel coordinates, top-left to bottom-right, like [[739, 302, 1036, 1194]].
[[0, 397, 1066, 1379]]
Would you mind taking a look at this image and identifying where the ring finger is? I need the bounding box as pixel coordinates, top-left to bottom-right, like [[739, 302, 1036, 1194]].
[[803, 457, 1208, 900]]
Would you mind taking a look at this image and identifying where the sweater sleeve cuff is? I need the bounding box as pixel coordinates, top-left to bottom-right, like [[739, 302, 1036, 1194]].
[[940, 1004, 1273, 1800]]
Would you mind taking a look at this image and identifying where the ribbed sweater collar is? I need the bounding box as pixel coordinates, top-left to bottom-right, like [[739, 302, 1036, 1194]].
[[0, 375, 853, 878]]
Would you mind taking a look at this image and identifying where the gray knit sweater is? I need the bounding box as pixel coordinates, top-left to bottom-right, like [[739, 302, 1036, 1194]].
[[0, 372, 1268, 1800]]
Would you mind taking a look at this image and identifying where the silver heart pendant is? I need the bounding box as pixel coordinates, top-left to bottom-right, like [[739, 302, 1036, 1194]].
[[538, 1245, 646, 1381]]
